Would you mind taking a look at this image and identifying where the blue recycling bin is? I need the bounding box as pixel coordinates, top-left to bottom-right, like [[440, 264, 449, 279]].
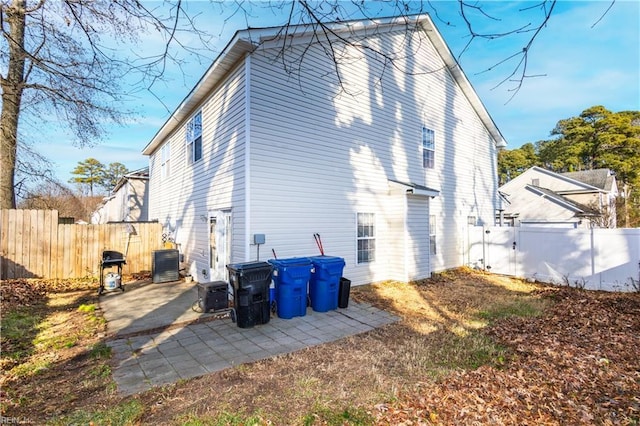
[[309, 256, 345, 312], [268, 257, 312, 319]]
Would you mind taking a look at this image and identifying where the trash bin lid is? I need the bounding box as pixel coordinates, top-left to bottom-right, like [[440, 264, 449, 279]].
[[309, 255, 345, 266], [226, 261, 273, 272], [268, 257, 312, 268]]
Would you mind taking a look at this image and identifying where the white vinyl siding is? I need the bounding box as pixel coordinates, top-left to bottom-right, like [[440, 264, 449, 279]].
[[147, 63, 248, 279], [248, 27, 498, 282], [406, 196, 430, 280], [145, 21, 500, 286]]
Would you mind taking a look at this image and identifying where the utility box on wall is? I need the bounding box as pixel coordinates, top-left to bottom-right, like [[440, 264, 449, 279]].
[[152, 249, 179, 283]]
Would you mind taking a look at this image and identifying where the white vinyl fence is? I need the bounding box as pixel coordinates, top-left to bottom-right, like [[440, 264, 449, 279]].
[[468, 226, 640, 292]]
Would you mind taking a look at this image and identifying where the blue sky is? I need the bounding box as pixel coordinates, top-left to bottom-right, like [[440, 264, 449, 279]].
[[33, 0, 640, 185]]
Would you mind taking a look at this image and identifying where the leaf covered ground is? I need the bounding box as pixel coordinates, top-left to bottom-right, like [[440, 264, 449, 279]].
[[373, 286, 640, 425], [1, 270, 638, 425]]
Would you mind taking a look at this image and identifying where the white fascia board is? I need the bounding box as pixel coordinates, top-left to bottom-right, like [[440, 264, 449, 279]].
[[416, 16, 507, 149], [142, 36, 256, 156]]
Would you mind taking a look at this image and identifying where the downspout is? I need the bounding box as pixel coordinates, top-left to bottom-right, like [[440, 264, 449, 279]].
[[244, 55, 252, 262]]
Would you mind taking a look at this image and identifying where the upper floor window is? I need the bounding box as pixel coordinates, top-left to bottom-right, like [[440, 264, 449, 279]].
[[161, 143, 171, 179], [357, 212, 375, 264], [422, 126, 435, 169], [187, 111, 202, 164]]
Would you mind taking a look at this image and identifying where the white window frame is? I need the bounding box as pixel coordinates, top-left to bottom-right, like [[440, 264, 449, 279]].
[[429, 214, 436, 255], [186, 111, 202, 164], [160, 143, 171, 179], [356, 212, 376, 264], [422, 126, 435, 169]]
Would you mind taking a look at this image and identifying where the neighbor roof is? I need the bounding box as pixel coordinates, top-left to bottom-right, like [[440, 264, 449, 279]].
[[560, 169, 615, 192], [142, 14, 507, 156], [526, 185, 600, 216]]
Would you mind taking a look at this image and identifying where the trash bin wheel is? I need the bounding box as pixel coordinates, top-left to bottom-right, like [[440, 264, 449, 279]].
[[271, 301, 276, 314], [230, 308, 237, 323]]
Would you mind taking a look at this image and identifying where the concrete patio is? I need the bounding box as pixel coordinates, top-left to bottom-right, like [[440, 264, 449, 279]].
[[99, 278, 399, 395]]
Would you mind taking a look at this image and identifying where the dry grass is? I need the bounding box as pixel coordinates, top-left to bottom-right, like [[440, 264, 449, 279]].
[[3, 268, 635, 425]]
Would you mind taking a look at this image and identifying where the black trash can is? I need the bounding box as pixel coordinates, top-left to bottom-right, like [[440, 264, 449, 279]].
[[226, 262, 273, 328], [197, 281, 229, 312], [338, 277, 351, 308]]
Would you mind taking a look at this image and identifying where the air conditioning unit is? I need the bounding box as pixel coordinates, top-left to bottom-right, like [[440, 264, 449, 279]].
[[152, 249, 180, 283]]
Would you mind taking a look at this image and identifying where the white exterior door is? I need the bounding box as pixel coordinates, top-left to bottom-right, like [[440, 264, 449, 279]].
[[209, 210, 232, 281]]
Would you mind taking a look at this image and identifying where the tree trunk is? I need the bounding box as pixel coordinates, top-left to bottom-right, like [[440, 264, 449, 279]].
[[0, 0, 27, 209]]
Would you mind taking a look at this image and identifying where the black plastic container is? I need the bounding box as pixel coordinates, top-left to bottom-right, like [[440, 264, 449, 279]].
[[338, 277, 351, 308], [197, 281, 228, 312], [226, 262, 273, 328]]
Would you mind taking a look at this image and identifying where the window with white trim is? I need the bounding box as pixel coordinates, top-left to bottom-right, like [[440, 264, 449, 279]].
[[357, 213, 375, 264], [186, 111, 202, 164], [429, 215, 436, 255], [422, 126, 435, 169], [161, 143, 171, 179]]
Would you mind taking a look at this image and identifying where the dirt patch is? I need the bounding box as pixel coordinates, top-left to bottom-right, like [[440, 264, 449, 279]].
[[1, 280, 119, 422]]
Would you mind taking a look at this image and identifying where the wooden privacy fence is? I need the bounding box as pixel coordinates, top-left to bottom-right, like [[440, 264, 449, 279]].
[[0, 209, 163, 279]]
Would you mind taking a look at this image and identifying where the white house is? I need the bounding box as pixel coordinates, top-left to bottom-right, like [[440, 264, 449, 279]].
[[91, 168, 150, 224], [142, 15, 506, 285], [498, 166, 618, 228]]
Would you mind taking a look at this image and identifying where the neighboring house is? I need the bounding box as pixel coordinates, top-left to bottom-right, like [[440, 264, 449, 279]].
[[498, 166, 618, 228], [91, 167, 150, 224], [142, 15, 506, 285]]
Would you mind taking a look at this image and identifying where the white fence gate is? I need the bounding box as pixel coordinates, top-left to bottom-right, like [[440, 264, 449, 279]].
[[468, 226, 640, 292]]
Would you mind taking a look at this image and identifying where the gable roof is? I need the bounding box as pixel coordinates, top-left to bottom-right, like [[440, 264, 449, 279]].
[[502, 166, 606, 194], [560, 169, 615, 191], [142, 14, 506, 156], [526, 185, 600, 216], [111, 167, 149, 194]]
